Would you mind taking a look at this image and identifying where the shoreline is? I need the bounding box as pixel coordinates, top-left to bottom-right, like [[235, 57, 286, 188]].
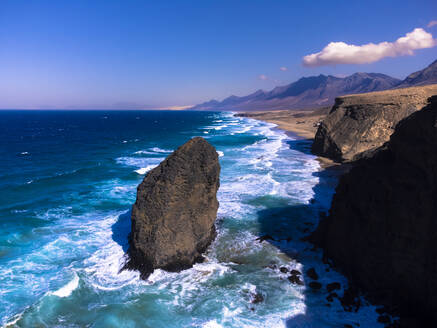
[[234, 109, 342, 170]]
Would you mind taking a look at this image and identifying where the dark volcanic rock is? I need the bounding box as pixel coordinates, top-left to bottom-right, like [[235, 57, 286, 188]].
[[306, 267, 319, 280], [312, 84, 437, 162], [127, 137, 220, 278], [326, 292, 338, 302], [312, 96, 437, 323], [256, 234, 275, 242], [250, 292, 264, 304], [326, 282, 341, 293], [288, 273, 304, 285], [339, 286, 361, 312]]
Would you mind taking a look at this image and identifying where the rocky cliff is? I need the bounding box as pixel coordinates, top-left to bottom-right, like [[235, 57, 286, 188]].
[[312, 96, 437, 324], [127, 137, 220, 278], [312, 84, 437, 162]]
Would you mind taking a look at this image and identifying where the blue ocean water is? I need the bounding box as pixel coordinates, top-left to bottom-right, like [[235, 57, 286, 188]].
[[0, 110, 383, 327]]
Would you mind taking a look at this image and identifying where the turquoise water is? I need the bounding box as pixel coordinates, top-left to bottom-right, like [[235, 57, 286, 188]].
[[0, 110, 382, 327]]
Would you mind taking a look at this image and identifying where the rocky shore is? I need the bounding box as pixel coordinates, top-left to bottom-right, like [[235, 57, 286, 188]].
[[126, 137, 220, 279], [126, 85, 437, 324], [312, 96, 437, 325], [243, 84, 437, 326]]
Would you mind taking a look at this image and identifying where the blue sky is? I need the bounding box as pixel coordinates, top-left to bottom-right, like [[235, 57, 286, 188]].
[[0, 0, 436, 109]]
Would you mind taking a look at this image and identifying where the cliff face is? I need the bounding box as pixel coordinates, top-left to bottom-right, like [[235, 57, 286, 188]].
[[312, 84, 437, 162], [127, 137, 220, 278], [312, 96, 437, 323]]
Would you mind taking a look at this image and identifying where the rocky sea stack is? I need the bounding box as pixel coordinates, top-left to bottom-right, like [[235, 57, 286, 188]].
[[312, 96, 437, 324], [127, 137, 220, 279], [312, 84, 437, 162]]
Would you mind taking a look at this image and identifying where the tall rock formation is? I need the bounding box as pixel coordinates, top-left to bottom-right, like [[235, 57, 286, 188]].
[[312, 96, 437, 324], [312, 84, 437, 162], [127, 137, 220, 278]]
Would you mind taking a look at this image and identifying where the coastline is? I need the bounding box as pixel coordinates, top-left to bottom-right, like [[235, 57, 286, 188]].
[[234, 108, 342, 170], [3, 110, 385, 327], [235, 108, 328, 140]]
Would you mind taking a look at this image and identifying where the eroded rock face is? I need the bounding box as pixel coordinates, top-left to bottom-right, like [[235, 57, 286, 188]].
[[312, 84, 437, 162], [127, 137, 220, 278], [312, 96, 437, 324]]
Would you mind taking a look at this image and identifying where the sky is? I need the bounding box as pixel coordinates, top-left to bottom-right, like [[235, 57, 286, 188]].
[[0, 0, 436, 109]]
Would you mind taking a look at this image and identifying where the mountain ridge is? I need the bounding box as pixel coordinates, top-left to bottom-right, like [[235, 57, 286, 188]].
[[190, 60, 437, 111]]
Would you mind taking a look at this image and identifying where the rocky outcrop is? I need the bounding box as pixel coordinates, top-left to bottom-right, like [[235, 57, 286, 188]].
[[312, 84, 437, 162], [127, 137, 220, 278], [312, 96, 437, 324]]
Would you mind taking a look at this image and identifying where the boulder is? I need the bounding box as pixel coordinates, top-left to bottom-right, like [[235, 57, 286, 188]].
[[127, 137, 220, 278], [326, 282, 341, 293], [312, 84, 437, 162], [312, 96, 437, 323], [306, 267, 319, 280], [288, 273, 304, 285]]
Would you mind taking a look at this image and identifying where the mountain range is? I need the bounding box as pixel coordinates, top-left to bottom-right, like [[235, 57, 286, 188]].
[[190, 59, 437, 111]]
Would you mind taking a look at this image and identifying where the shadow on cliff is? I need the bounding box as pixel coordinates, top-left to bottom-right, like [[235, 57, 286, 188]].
[[111, 210, 131, 252], [256, 138, 360, 327]]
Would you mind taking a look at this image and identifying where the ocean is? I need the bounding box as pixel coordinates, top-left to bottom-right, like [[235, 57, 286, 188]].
[[0, 110, 382, 327]]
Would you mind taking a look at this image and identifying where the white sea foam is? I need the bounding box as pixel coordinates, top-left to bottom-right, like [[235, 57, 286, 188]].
[[52, 273, 79, 297], [234, 126, 252, 134], [203, 320, 223, 328], [84, 213, 141, 290], [3, 311, 24, 328], [134, 150, 155, 155], [116, 157, 164, 168], [217, 151, 224, 157], [11, 209, 27, 214], [135, 165, 157, 175], [134, 147, 172, 155], [150, 147, 172, 153]]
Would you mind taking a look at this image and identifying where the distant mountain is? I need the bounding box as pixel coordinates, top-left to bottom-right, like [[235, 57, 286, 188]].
[[191, 73, 401, 111], [191, 59, 437, 111], [396, 59, 437, 88]]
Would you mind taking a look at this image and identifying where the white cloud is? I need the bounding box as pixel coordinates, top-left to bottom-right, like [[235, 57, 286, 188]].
[[428, 20, 437, 28], [302, 28, 436, 67], [279, 66, 288, 71], [258, 74, 268, 80]]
